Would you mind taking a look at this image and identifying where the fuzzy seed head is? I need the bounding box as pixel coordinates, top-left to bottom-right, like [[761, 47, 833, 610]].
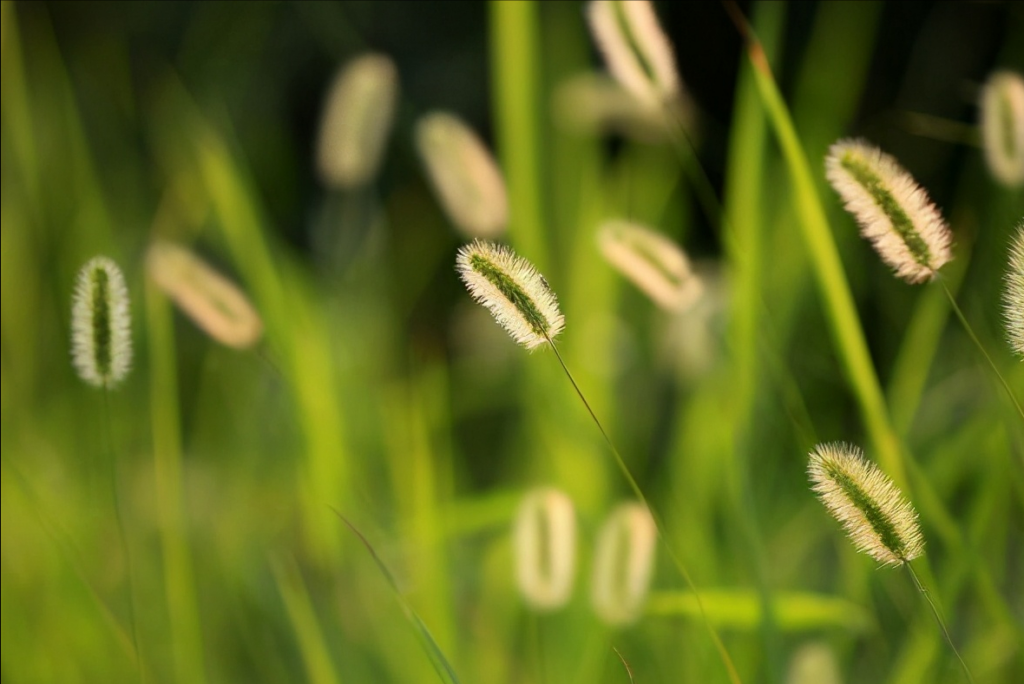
[[826, 139, 953, 284], [598, 220, 702, 311], [587, 0, 680, 111], [980, 71, 1024, 187], [590, 502, 657, 626], [146, 241, 263, 349], [316, 54, 398, 188], [416, 112, 508, 238], [1005, 223, 1024, 359], [71, 257, 132, 388], [514, 488, 577, 611], [808, 442, 924, 567], [455, 240, 564, 350]]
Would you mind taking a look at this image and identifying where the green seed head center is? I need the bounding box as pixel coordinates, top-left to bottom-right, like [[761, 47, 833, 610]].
[[470, 254, 549, 338], [826, 461, 907, 562], [841, 153, 932, 268], [90, 268, 113, 378]]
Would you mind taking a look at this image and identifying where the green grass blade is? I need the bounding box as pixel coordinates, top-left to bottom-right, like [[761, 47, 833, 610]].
[[333, 510, 462, 684], [270, 556, 342, 684]]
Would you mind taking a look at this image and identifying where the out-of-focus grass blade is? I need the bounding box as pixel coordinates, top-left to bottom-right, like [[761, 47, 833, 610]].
[[647, 590, 872, 632], [270, 555, 342, 684], [332, 510, 462, 684]]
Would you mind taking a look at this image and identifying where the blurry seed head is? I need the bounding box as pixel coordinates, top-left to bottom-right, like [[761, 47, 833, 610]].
[[71, 256, 132, 389], [553, 72, 691, 142], [316, 54, 398, 189], [415, 112, 508, 238], [587, 0, 680, 111], [455, 240, 564, 350], [598, 220, 702, 311], [514, 488, 577, 611], [786, 642, 843, 684], [146, 241, 263, 349], [1005, 222, 1024, 359], [980, 71, 1024, 187], [826, 139, 953, 284], [808, 442, 924, 567], [591, 502, 657, 626]]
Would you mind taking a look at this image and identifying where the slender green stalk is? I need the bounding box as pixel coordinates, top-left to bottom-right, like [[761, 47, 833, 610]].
[[101, 390, 143, 684], [906, 564, 975, 684], [544, 334, 743, 684], [737, 16, 908, 492], [941, 282, 1024, 426]]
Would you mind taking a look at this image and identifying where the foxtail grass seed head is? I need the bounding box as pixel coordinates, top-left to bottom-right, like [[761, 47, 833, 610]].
[[587, 0, 680, 111], [980, 71, 1024, 187], [415, 112, 508, 238], [598, 220, 702, 311], [514, 488, 577, 611], [591, 502, 657, 626], [826, 139, 953, 284], [1005, 223, 1024, 359], [146, 241, 263, 349], [455, 240, 564, 350], [808, 443, 924, 567], [71, 257, 132, 389], [316, 53, 398, 189]]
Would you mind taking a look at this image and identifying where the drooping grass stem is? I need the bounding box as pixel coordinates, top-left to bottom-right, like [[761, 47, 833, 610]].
[[543, 332, 743, 684], [101, 389, 143, 684], [941, 281, 1024, 428], [906, 563, 976, 684]]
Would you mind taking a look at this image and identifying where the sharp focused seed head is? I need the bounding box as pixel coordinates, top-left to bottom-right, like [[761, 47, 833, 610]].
[[808, 442, 924, 567], [146, 241, 263, 349], [71, 256, 132, 388], [1005, 223, 1024, 359], [586, 0, 681, 111], [415, 112, 508, 238], [513, 488, 577, 611], [980, 71, 1024, 188], [316, 53, 398, 188], [826, 139, 953, 284], [455, 240, 564, 350], [598, 220, 702, 311], [590, 502, 657, 627]]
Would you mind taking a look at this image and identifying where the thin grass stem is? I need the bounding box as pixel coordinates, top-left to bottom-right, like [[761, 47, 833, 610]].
[[906, 563, 975, 684], [941, 281, 1024, 427], [544, 334, 743, 684], [102, 389, 143, 684]]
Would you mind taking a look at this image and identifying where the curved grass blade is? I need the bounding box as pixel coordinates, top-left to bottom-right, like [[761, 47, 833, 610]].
[[331, 509, 461, 684]]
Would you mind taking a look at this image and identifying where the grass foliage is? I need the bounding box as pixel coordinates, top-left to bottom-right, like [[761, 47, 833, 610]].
[[2, 2, 1023, 683]]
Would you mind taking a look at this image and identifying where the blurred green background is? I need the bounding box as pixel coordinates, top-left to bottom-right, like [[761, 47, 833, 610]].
[[2, 2, 1022, 683]]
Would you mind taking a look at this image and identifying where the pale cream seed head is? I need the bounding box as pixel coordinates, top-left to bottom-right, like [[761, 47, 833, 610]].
[[587, 0, 680, 112], [316, 53, 398, 188], [146, 241, 263, 349], [808, 442, 924, 567], [416, 112, 508, 238], [598, 219, 702, 311], [455, 240, 564, 350], [826, 139, 953, 284], [1005, 222, 1024, 359], [590, 502, 657, 626], [980, 70, 1024, 188], [71, 256, 132, 389], [513, 488, 577, 611]]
